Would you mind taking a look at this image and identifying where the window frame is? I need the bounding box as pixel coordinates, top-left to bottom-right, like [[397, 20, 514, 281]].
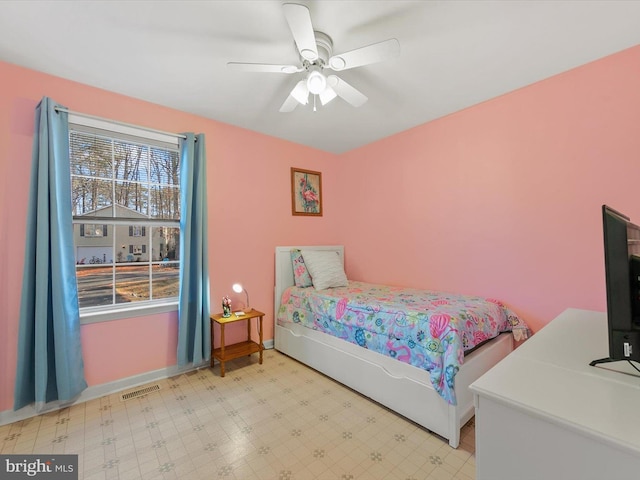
[[68, 114, 181, 325]]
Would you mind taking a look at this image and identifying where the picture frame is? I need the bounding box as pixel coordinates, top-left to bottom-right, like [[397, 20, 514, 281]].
[[291, 167, 322, 216]]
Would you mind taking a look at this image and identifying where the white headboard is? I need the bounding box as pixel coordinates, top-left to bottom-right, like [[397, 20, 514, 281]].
[[274, 245, 344, 317]]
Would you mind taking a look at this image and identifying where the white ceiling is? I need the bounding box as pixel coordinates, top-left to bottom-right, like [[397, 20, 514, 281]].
[[1, 1, 640, 154]]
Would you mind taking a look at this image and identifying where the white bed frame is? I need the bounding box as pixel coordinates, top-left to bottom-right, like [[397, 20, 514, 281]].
[[274, 246, 513, 448]]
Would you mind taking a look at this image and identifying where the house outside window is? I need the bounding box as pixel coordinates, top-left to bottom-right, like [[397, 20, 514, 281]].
[[69, 115, 181, 322]]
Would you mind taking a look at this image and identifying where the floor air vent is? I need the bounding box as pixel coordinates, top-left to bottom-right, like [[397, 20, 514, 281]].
[[120, 384, 161, 402]]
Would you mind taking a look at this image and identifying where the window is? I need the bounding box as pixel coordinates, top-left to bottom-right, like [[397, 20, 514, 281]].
[[69, 115, 181, 321], [81, 224, 107, 237], [130, 226, 146, 237]]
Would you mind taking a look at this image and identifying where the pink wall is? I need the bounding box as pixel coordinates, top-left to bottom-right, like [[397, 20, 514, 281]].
[[336, 45, 640, 333], [0, 61, 339, 412]]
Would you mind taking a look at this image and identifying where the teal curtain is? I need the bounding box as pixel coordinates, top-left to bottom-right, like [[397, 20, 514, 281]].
[[177, 133, 211, 366], [14, 97, 87, 411]]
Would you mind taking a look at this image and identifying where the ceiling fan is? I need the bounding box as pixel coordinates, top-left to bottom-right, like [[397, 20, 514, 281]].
[[227, 3, 400, 112]]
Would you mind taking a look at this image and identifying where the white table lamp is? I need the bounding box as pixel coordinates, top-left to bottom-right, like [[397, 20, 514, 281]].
[[232, 283, 250, 311]]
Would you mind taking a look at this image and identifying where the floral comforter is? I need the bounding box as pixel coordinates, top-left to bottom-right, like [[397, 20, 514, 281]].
[[277, 281, 527, 405]]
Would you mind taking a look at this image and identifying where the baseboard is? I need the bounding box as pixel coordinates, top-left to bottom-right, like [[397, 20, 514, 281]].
[[0, 343, 275, 427], [0, 362, 204, 427]]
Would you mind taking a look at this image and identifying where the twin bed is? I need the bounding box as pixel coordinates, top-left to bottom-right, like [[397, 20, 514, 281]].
[[273, 245, 527, 448]]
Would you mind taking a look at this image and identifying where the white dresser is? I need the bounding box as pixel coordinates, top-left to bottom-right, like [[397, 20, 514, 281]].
[[470, 308, 640, 480]]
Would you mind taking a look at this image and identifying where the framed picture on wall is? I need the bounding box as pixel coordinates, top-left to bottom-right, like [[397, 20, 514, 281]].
[[291, 167, 322, 216]]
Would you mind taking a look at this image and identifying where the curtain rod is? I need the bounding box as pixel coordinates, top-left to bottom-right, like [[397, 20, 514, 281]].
[[53, 106, 189, 140]]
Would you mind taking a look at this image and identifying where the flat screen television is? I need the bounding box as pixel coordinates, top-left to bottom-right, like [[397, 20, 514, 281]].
[[591, 205, 640, 367]]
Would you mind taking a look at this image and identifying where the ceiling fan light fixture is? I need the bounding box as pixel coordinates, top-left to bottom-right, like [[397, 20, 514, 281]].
[[306, 69, 326, 95], [291, 80, 309, 105], [319, 87, 337, 105]]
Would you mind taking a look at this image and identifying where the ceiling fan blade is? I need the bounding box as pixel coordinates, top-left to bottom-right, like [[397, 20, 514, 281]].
[[327, 75, 368, 107], [282, 3, 318, 61], [280, 80, 309, 112], [227, 62, 302, 73], [328, 38, 400, 71]]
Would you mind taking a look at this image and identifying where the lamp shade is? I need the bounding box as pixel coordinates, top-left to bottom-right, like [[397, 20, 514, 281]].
[[306, 67, 327, 95], [319, 87, 337, 105], [291, 80, 309, 105], [232, 283, 250, 310]]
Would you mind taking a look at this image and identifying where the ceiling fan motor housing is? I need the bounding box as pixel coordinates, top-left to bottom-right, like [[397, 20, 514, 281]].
[[308, 31, 332, 69]]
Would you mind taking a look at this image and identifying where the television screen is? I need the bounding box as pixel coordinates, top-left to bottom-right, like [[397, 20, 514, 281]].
[[592, 205, 640, 366]]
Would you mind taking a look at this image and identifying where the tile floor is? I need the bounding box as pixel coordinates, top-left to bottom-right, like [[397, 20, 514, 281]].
[[0, 350, 476, 479]]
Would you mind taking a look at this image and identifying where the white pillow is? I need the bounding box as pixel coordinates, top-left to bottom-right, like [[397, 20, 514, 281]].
[[300, 250, 348, 290]]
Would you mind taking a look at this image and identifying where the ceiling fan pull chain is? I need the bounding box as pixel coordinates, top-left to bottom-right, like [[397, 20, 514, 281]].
[[313, 94, 317, 112]]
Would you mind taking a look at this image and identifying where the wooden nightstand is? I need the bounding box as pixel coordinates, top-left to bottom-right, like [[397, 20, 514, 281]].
[[210, 309, 264, 376]]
